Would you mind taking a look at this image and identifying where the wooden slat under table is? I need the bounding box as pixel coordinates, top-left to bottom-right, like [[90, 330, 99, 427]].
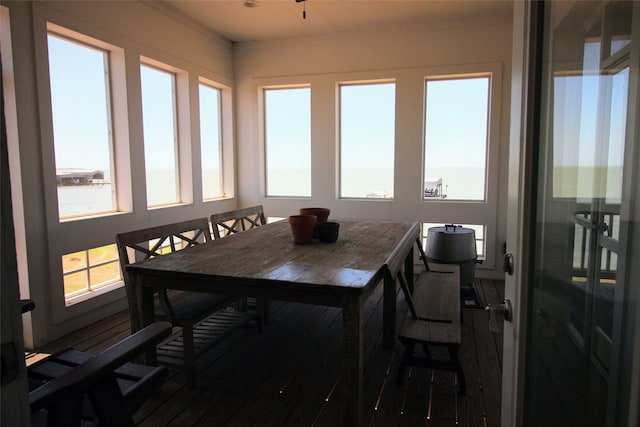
[[127, 219, 419, 427]]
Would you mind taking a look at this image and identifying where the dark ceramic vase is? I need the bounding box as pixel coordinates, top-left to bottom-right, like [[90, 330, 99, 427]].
[[317, 222, 340, 243], [288, 214, 317, 244]]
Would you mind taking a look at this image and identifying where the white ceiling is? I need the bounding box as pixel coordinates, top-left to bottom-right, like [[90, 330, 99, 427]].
[[161, 0, 514, 43]]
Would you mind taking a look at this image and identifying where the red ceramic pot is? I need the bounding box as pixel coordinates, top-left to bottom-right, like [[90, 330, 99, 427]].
[[299, 207, 330, 223], [288, 214, 317, 244]]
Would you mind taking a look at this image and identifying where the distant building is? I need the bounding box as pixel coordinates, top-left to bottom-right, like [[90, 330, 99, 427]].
[[56, 169, 105, 186]]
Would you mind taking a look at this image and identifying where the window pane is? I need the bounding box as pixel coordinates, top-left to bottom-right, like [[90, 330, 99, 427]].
[[552, 42, 600, 199], [264, 88, 311, 197], [89, 263, 120, 288], [141, 65, 179, 206], [340, 83, 395, 199], [87, 244, 118, 265], [64, 270, 88, 296], [199, 83, 223, 199], [47, 34, 116, 218], [62, 250, 87, 272], [424, 77, 489, 201], [63, 244, 121, 300]]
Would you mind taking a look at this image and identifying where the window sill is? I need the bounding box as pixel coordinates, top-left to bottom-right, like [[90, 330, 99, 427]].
[[59, 210, 129, 223], [147, 202, 191, 210], [64, 281, 124, 307]]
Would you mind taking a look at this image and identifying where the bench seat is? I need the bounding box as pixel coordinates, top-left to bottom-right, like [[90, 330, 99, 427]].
[[396, 263, 466, 395]]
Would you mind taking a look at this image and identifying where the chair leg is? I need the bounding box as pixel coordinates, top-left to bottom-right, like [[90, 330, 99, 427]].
[[449, 344, 465, 395], [396, 341, 415, 385], [182, 325, 195, 388]]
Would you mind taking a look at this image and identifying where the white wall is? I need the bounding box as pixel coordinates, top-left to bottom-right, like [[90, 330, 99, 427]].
[[3, 0, 239, 346], [234, 15, 513, 279]]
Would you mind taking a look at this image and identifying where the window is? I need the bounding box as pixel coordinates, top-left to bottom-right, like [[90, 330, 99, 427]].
[[340, 82, 395, 199], [423, 76, 490, 201], [199, 82, 223, 199], [63, 244, 120, 301], [264, 87, 311, 197], [141, 64, 179, 206], [552, 40, 627, 203], [47, 32, 116, 218]]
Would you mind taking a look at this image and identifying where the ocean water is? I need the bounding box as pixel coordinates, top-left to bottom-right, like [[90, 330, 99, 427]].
[[56, 167, 483, 217], [267, 167, 487, 200], [56, 166, 623, 217], [58, 184, 115, 217]]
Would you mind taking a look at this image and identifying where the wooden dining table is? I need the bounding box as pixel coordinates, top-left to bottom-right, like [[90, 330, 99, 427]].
[[126, 219, 420, 426]]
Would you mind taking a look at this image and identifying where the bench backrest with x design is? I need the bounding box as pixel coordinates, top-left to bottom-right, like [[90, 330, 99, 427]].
[[210, 205, 267, 239]]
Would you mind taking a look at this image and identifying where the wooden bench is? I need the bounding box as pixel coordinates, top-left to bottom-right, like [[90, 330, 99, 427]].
[[28, 322, 171, 426], [116, 218, 256, 387], [396, 262, 466, 395]]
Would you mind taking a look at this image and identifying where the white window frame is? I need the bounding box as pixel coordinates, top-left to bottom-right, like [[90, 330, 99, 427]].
[[417, 64, 502, 273], [198, 79, 225, 200], [35, 23, 132, 311], [140, 57, 192, 208], [45, 23, 132, 221], [422, 73, 492, 203], [261, 84, 312, 198], [63, 244, 121, 306], [338, 79, 396, 200]]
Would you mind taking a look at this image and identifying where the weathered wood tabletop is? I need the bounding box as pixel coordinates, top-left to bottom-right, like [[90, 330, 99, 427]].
[[127, 219, 419, 426]]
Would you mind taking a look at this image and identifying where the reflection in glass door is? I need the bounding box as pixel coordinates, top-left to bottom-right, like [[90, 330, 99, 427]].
[[524, 1, 638, 426]]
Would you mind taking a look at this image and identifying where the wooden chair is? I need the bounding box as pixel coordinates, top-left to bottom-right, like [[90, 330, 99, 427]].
[[28, 322, 172, 427], [396, 262, 466, 395], [210, 206, 269, 323], [210, 205, 267, 239], [116, 218, 238, 387]]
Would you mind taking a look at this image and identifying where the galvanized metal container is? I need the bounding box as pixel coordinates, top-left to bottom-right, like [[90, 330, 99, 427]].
[[425, 224, 477, 286]]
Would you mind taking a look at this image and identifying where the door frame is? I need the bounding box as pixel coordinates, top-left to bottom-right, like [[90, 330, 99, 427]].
[[502, 1, 542, 425], [504, 1, 640, 426], [1, 5, 31, 425]]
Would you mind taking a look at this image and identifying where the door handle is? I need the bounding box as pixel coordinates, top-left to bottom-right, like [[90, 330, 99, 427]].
[[485, 299, 513, 333], [503, 253, 514, 275]]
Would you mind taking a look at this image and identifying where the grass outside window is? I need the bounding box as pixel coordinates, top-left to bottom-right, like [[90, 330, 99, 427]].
[[63, 244, 121, 298]]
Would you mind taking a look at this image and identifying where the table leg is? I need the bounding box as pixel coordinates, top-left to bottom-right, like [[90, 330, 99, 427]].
[[343, 297, 363, 427], [128, 270, 157, 365], [383, 267, 396, 348]]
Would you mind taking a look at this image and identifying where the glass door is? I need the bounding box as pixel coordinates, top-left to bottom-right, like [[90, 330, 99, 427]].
[[523, 1, 639, 426]]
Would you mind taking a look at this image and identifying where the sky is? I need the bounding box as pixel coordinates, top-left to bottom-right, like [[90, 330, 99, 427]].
[[264, 87, 311, 171], [340, 83, 396, 170], [553, 41, 626, 169], [140, 64, 178, 170], [48, 32, 626, 172], [48, 34, 112, 173], [48, 34, 487, 192], [424, 77, 489, 170], [264, 82, 397, 171], [48, 32, 489, 174]]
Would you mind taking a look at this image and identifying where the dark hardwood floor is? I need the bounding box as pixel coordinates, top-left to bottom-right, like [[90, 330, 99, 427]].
[[34, 277, 504, 426]]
